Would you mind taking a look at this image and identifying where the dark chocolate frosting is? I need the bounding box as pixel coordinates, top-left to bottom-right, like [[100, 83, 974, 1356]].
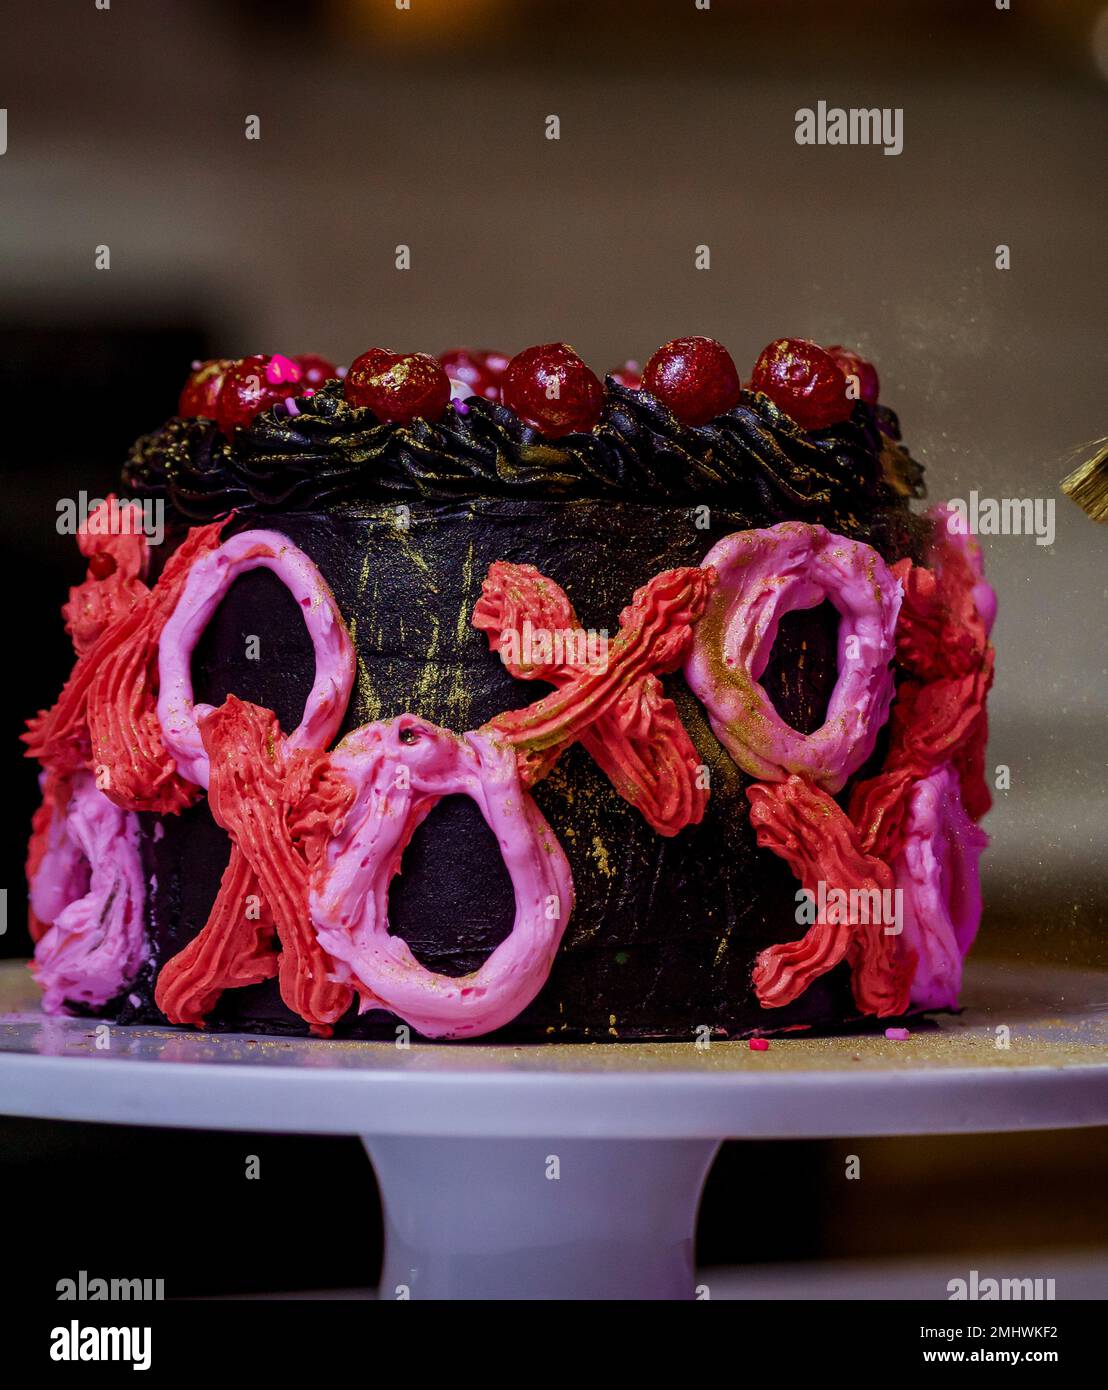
[[123, 379, 924, 522]]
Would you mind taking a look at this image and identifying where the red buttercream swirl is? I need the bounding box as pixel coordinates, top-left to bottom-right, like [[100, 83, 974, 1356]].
[[474, 561, 716, 834], [157, 697, 355, 1035], [153, 846, 279, 1027], [25, 518, 225, 813], [748, 776, 916, 1015], [62, 501, 149, 655]]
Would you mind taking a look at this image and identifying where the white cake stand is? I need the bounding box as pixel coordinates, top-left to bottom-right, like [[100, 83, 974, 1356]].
[[2, 959, 1105, 1300]]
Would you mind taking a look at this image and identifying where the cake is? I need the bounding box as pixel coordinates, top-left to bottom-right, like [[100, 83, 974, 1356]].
[[23, 336, 996, 1041]]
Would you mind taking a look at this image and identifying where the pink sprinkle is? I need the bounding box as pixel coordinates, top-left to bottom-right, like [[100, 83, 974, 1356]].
[[885, 1027, 910, 1041], [748, 1038, 769, 1051], [283, 397, 300, 417], [266, 353, 301, 386], [454, 399, 470, 416]]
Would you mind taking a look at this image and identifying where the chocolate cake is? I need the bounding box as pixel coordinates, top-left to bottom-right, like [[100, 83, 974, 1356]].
[[23, 337, 995, 1042]]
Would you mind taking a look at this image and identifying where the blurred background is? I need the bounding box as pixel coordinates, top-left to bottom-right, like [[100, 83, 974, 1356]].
[[0, 0, 1104, 1296]]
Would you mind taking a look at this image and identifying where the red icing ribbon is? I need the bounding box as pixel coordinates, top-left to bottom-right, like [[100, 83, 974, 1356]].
[[748, 776, 916, 1016], [153, 842, 279, 1028], [473, 561, 716, 835], [745, 512, 995, 1016], [156, 697, 354, 1035], [25, 517, 225, 813]]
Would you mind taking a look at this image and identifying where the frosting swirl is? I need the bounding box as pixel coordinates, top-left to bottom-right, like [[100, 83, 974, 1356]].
[[124, 379, 924, 522]]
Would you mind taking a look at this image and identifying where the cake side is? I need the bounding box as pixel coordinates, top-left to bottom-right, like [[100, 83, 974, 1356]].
[[125, 493, 921, 1040], [23, 336, 995, 1042]]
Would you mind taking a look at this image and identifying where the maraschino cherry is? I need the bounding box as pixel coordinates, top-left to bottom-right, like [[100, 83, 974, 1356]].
[[825, 345, 880, 406], [749, 338, 852, 430], [295, 354, 338, 390], [501, 343, 604, 437], [178, 359, 234, 419], [343, 349, 451, 425], [215, 354, 304, 433], [608, 360, 643, 390], [438, 348, 509, 402], [642, 337, 741, 426]]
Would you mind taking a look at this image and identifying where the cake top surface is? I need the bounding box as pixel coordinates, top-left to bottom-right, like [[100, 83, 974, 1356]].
[[123, 339, 925, 524]]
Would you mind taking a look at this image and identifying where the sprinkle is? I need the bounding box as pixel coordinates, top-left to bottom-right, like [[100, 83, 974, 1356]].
[[884, 1026, 910, 1041], [748, 1037, 769, 1051], [283, 397, 301, 417], [266, 353, 301, 386], [454, 399, 470, 416]]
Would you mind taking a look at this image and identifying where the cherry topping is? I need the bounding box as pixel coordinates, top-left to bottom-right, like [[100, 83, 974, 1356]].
[[343, 349, 451, 425], [88, 551, 117, 580], [437, 348, 509, 402], [294, 354, 338, 389], [749, 338, 852, 430], [825, 344, 880, 406], [501, 343, 604, 437], [178, 359, 234, 419], [215, 354, 304, 433], [608, 360, 643, 390], [642, 337, 741, 426]]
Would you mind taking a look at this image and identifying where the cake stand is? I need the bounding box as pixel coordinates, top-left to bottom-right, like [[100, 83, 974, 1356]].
[[2, 959, 1105, 1300]]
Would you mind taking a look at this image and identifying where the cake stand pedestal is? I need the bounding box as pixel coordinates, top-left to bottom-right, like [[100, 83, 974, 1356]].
[[2, 960, 1105, 1301]]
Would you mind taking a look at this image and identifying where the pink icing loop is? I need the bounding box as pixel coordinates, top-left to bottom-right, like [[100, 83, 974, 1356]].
[[310, 714, 575, 1039], [29, 771, 147, 1013], [684, 522, 902, 793], [894, 762, 988, 1010], [156, 530, 355, 789]]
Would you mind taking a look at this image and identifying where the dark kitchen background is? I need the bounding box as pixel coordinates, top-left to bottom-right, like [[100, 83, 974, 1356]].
[[0, 0, 1104, 1296]]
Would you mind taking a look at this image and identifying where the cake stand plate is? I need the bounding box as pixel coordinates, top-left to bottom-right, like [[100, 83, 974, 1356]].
[[2, 959, 1105, 1300]]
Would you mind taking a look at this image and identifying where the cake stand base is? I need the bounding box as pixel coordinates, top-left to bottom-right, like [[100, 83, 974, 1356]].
[[366, 1135, 719, 1301], [2, 959, 1105, 1301]]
